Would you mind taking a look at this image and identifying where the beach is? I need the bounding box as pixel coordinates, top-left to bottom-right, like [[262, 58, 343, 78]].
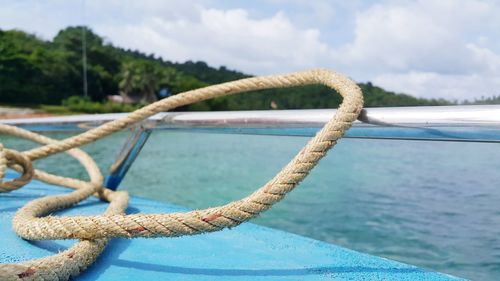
[[0, 106, 52, 120]]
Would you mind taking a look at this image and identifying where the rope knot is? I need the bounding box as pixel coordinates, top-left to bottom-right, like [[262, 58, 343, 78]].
[[0, 144, 34, 193]]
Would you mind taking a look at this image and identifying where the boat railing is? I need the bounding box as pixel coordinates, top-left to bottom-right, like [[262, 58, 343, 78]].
[[3, 105, 500, 189]]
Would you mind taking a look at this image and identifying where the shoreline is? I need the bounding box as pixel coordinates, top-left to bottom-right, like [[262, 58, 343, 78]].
[[0, 106, 53, 120]]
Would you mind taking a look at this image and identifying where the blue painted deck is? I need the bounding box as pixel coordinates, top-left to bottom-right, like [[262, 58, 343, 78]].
[[1, 173, 462, 280]]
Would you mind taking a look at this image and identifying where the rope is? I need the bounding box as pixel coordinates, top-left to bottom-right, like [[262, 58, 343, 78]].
[[0, 69, 363, 280], [0, 146, 34, 193]]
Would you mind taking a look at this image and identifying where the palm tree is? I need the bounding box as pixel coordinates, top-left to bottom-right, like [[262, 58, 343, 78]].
[[119, 61, 177, 103]]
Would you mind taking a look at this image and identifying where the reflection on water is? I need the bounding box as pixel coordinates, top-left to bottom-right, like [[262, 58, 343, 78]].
[[2, 131, 500, 280]]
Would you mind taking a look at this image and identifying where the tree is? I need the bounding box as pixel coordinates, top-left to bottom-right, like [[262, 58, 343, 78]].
[[53, 26, 120, 100], [0, 29, 62, 103], [0, 26, 453, 109], [118, 60, 179, 103]]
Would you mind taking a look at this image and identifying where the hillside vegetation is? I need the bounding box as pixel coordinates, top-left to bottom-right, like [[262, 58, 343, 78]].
[[0, 26, 452, 112]]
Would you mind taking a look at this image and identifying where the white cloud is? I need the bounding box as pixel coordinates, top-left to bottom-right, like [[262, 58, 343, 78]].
[[372, 72, 500, 101], [94, 7, 331, 75], [1, 0, 500, 100], [0, 1, 332, 74], [332, 0, 500, 100], [265, 0, 337, 24], [0, 0, 83, 39], [92, 0, 500, 100], [335, 0, 497, 73]]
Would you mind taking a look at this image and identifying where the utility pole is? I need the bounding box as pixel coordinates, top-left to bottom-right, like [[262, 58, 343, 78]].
[[81, 0, 88, 97]]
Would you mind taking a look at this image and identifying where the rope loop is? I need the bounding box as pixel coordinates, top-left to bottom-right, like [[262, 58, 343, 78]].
[[0, 144, 6, 180], [0, 146, 34, 193], [0, 69, 363, 280]]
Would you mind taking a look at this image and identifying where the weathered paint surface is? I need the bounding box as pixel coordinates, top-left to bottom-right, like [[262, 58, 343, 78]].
[[0, 173, 463, 280]]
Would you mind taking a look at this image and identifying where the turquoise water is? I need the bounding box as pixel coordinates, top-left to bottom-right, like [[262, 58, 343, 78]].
[[2, 131, 500, 280]]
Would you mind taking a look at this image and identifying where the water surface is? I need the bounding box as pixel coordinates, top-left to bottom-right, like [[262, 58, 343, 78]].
[[2, 131, 500, 280]]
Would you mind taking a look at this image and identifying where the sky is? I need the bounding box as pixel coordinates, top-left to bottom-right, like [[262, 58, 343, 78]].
[[1, 0, 499, 101]]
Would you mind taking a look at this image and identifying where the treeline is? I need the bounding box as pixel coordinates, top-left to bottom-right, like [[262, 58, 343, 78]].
[[463, 96, 500, 105], [0, 27, 206, 106], [0, 26, 451, 111]]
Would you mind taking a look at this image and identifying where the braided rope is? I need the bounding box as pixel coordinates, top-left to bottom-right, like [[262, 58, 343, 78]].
[[0, 122, 127, 280], [0, 69, 363, 280], [0, 148, 34, 193], [0, 144, 6, 180]]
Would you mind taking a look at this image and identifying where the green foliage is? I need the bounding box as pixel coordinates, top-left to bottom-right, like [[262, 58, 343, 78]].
[[170, 73, 207, 94], [51, 27, 121, 100], [359, 82, 452, 107], [165, 61, 249, 84], [0, 26, 206, 107], [0, 29, 68, 103], [118, 60, 187, 103], [1, 26, 458, 112], [463, 95, 500, 105], [39, 105, 74, 115], [62, 96, 140, 113]]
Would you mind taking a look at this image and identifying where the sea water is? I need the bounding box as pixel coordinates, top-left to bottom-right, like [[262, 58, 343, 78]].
[[2, 131, 500, 280]]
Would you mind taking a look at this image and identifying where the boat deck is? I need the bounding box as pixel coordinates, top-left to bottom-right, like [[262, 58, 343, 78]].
[[1, 172, 462, 280]]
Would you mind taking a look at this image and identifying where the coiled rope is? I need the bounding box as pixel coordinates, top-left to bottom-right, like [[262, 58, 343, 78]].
[[0, 69, 363, 280]]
